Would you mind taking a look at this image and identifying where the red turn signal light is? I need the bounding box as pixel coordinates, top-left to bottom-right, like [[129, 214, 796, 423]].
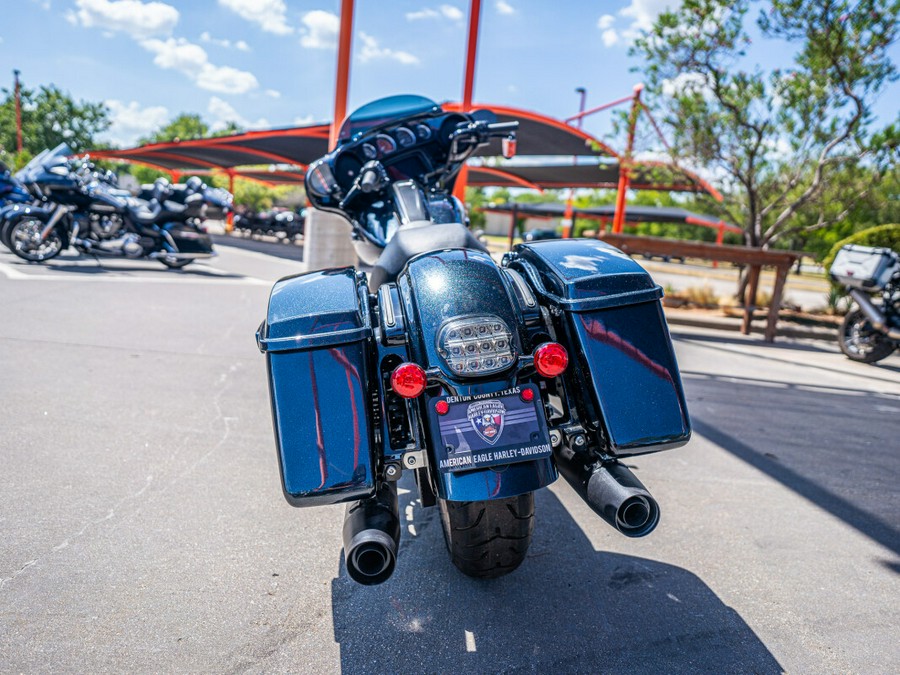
[[435, 400, 450, 415], [520, 388, 535, 402], [391, 363, 427, 398], [533, 342, 568, 378]]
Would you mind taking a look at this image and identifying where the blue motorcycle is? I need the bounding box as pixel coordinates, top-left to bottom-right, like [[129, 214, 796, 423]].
[[1, 145, 224, 268], [0, 159, 34, 209], [257, 95, 691, 584]]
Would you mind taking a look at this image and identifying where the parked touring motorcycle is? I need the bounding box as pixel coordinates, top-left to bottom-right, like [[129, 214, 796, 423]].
[[257, 95, 691, 584], [830, 244, 900, 363], [1, 144, 222, 269]]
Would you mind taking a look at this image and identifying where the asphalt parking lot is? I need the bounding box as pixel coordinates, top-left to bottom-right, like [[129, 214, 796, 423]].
[[1, 239, 898, 673]]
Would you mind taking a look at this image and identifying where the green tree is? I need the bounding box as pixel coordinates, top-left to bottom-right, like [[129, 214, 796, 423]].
[[631, 0, 899, 250], [0, 83, 109, 160], [139, 113, 210, 145]]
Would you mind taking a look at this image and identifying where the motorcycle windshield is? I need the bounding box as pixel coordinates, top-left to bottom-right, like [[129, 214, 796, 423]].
[[338, 95, 440, 143], [15, 143, 73, 182]]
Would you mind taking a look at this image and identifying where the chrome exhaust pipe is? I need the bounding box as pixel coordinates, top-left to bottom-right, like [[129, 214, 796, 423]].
[[149, 251, 216, 260], [556, 449, 660, 538], [849, 289, 900, 340], [342, 483, 400, 585]]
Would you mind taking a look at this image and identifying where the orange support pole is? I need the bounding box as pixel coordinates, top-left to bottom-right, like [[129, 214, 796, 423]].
[[226, 171, 235, 233], [329, 0, 355, 151], [612, 84, 643, 234], [712, 222, 726, 267], [452, 0, 482, 205]]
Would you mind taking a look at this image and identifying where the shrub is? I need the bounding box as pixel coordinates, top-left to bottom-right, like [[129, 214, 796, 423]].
[[823, 223, 900, 272]]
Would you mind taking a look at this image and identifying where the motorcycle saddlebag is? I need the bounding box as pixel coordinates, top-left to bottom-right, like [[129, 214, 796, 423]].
[[162, 223, 214, 254], [257, 267, 377, 506], [829, 244, 899, 291], [511, 239, 690, 456]]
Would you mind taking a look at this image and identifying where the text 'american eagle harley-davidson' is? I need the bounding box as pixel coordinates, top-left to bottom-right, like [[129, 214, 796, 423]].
[[257, 95, 691, 584]]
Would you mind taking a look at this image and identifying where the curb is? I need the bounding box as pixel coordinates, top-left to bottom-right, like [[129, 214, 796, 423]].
[[663, 308, 837, 341]]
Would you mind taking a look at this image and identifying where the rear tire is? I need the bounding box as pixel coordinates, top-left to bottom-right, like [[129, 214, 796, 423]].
[[439, 493, 534, 579], [839, 308, 896, 363]]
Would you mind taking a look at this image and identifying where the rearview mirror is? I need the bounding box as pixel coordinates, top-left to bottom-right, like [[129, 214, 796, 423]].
[[502, 135, 517, 159]]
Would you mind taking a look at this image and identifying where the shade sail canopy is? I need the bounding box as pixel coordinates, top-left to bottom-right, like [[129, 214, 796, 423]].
[[443, 103, 618, 158], [90, 102, 618, 172], [482, 202, 741, 233], [467, 161, 721, 199], [91, 124, 331, 172]]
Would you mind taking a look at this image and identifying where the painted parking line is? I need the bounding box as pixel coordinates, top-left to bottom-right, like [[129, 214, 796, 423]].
[[0, 261, 270, 285]]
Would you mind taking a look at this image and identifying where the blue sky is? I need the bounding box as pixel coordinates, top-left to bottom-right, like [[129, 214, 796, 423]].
[[2, 0, 898, 150]]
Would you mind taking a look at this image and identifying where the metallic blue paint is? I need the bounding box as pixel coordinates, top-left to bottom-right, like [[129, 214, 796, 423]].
[[258, 267, 377, 507], [512, 239, 691, 455], [397, 249, 558, 500]]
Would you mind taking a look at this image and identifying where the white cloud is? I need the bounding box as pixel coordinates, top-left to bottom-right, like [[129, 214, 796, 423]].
[[200, 31, 251, 52], [357, 32, 419, 65], [407, 5, 464, 21], [620, 0, 672, 31], [264, 89, 281, 98], [299, 10, 339, 49], [495, 0, 515, 15], [141, 38, 259, 93], [601, 29, 619, 47], [70, 0, 178, 38], [100, 99, 169, 147], [207, 96, 268, 132], [661, 72, 712, 99], [294, 114, 315, 126], [218, 0, 292, 35], [596, 0, 672, 47]]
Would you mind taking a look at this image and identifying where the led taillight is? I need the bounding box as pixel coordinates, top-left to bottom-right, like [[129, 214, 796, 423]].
[[533, 342, 568, 378], [390, 363, 427, 398], [437, 315, 516, 376]]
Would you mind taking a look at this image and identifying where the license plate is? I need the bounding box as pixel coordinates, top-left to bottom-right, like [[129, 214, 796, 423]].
[[427, 385, 552, 474]]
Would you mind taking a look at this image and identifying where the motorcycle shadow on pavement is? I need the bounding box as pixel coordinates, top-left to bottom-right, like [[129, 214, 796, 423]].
[[330, 483, 782, 674]]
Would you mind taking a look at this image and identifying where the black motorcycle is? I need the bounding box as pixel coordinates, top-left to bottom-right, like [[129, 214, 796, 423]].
[[2, 145, 221, 269], [257, 95, 691, 584], [234, 207, 304, 241], [830, 244, 900, 363]]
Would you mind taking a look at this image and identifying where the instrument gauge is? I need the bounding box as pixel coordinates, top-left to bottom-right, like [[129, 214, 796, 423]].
[[414, 123, 432, 140], [395, 126, 416, 148], [306, 160, 337, 197], [375, 133, 397, 155], [361, 142, 377, 160]]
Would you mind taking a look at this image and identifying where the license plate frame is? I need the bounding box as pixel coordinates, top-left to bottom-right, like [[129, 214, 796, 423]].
[[427, 385, 552, 474]]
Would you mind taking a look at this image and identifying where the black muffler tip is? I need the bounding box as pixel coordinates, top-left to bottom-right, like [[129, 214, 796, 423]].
[[556, 450, 660, 538], [342, 484, 401, 585]]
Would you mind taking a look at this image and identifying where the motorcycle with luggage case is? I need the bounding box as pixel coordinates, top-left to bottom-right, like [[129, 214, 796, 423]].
[[257, 95, 691, 584]]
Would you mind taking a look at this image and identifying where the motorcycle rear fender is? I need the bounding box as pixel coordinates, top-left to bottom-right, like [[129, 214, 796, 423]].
[[394, 248, 558, 501], [257, 267, 378, 507], [508, 239, 691, 456]]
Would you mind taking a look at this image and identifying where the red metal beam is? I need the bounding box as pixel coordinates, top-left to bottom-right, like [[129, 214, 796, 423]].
[[330, 0, 355, 150], [452, 0, 483, 205], [564, 92, 634, 125], [612, 85, 643, 233]]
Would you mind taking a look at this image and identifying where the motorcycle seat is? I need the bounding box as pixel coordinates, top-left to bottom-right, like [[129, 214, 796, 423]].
[[367, 222, 488, 290]]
